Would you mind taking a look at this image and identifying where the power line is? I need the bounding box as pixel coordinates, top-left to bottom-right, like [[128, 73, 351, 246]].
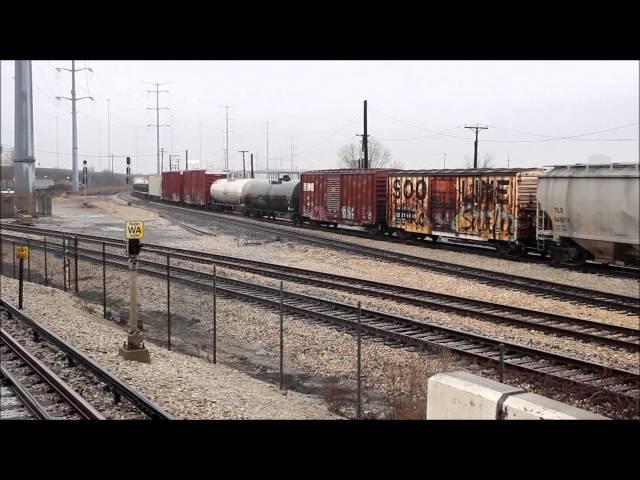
[[371, 105, 472, 141], [266, 121, 270, 172], [374, 105, 638, 143], [295, 110, 362, 157], [1, 143, 157, 159], [481, 123, 640, 143]]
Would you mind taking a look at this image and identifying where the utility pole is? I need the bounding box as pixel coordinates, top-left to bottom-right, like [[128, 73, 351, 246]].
[[171, 114, 174, 157], [144, 81, 170, 175], [507, 153, 510, 168], [443, 153, 447, 169], [55, 102, 60, 169], [250, 153, 254, 179], [290, 137, 294, 171], [266, 121, 270, 172], [185, 149, 189, 171], [363, 100, 368, 169], [221, 105, 235, 170], [355, 101, 370, 169], [56, 61, 94, 191], [464, 123, 488, 169], [107, 98, 111, 170], [13, 60, 37, 219], [238, 150, 249, 178], [0, 60, 2, 170]]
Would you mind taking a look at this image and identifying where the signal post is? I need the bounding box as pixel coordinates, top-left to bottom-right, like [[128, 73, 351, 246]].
[[16, 246, 29, 309], [118, 220, 150, 363]]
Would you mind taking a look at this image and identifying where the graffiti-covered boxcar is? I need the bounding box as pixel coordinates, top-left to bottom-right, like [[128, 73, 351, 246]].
[[386, 168, 541, 250], [299, 169, 392, 231]]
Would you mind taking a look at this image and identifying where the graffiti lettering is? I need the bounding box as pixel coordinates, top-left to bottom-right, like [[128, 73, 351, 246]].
[[341, 205, 355, 221], [416, 180, 427, 200], [403, 179, 414, 199], [393, 179, 401, 199]]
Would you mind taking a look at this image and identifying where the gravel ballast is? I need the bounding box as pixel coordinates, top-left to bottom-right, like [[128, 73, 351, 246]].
[[0, 276, 340, 420], [1, 195, 638, 420]]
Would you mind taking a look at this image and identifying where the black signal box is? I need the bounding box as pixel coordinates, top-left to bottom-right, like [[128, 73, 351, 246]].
[[127, 239, 142, 256]]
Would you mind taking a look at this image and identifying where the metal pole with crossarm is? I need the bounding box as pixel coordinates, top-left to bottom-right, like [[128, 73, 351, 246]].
[[56, 61, 94, 192]]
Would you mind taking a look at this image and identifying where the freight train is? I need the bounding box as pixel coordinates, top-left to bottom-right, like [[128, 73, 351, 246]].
[[131, 164, 640, 267]]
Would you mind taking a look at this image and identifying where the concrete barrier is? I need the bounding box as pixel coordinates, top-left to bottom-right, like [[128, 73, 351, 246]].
[[427, 371, 607, 420], [502, 392, 606, 420]]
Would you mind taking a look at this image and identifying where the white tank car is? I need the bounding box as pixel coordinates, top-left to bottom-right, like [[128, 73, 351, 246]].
[[536, 163, 640, 265], [210, 178, 254, 205]]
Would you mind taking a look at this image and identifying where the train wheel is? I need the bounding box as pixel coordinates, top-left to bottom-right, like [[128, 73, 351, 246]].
[[495, 242, 510, 257], [550, 247, 565, 265], [398, 230, 410, 241]]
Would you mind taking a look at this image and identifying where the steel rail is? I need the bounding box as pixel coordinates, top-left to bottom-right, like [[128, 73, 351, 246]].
[[1, 327, 105, 420], [0, 299, 174, 420], [53, 246, 640, 402], [2, 231, 638, 351], [0, 365, 52, 420], [128, 190, 640, 281], [2, 220, 639, 315], [3, 231, 638, 352], [128, 202, 640, 314]]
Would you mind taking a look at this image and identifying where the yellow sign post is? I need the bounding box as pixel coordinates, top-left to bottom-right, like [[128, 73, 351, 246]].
[[125, 221, 144, 239], [119, 220, 150, 363], [16, 246, 29, 259]]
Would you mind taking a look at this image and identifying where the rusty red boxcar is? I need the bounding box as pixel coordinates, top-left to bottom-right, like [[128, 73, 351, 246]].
[[386, 168, 541, 249], [299, 169, 392, 231], [161, 171, 183, 203], [182, 170, 227, 206]]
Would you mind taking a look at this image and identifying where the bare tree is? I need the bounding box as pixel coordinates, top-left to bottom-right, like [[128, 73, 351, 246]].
[[464, 154, 472, 169], [0, 146, 15, 166], [338, 137, 392, 168], [482, 153, 495, 168]]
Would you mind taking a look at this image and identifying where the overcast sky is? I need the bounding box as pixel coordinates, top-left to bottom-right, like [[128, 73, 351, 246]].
[[1, 60, 638, 174]]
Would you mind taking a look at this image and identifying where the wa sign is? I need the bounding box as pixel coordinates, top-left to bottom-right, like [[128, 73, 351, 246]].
[[125, 221, 145, 239]]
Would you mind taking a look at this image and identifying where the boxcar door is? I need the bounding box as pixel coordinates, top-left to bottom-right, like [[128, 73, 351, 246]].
[[326, 175, 341, 220], [430, 177, 456, 231]]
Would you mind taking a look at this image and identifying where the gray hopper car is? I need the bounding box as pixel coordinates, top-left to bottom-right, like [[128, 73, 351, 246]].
[[536, 163, 640, 266]]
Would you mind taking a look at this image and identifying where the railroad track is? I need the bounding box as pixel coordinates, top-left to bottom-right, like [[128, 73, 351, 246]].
[[126, 190, 640, 281], [1, 327, 104, 420], [139, 201, 640, 314], [7, 205, 638, 315], [0, 298, 173, 420], [7, 237, 637, 404], [3, 231, 638, 352], [87, 249, 640, 404]]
